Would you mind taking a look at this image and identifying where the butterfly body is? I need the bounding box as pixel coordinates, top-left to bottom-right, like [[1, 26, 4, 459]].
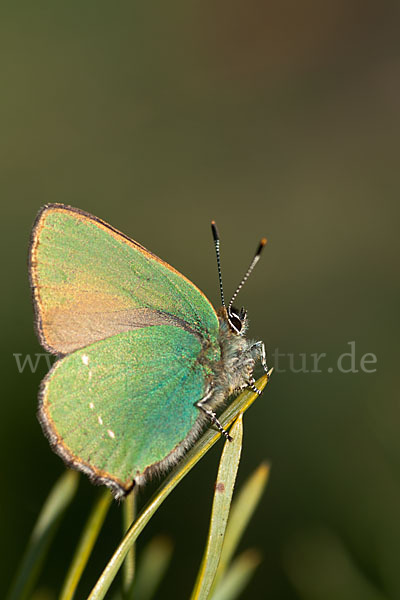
[[207, 310, 257, 403], [30, 204, 267, 498]]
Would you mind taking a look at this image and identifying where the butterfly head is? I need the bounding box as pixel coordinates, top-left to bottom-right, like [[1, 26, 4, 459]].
[[227, 305, 247, 335]]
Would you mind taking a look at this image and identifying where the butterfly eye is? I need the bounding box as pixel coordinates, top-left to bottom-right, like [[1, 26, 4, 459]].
[[228, 306, 246, 334]]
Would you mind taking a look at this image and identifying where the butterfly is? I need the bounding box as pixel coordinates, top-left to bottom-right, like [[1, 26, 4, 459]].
[[29, 204, 269, 498]]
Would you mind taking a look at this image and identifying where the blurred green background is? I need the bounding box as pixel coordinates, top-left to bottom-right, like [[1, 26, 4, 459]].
[[2, 1, 399, 598]]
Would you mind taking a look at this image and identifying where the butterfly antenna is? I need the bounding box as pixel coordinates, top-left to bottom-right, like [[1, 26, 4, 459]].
[[211, 221, 225, 307], [229, 237, 267, 310]]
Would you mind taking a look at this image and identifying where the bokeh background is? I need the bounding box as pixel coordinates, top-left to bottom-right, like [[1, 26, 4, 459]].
[[2, 1, 399, 598]]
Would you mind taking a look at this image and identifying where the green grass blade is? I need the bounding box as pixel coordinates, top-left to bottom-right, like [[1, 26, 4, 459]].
[[211, 462, 270, 592], [87, 372, 271, 600], [190, 414, 243, 600], [211, 550, 262, 600], [6, 470, 79, 600], [59, 489, 112, 600], [122, 490, 137, 596], [132, 535, 173, 600]]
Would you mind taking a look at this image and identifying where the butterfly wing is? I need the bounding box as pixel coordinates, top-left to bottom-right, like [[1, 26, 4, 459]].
[[29, 204, 219, 354], [39, 325, 216, 497]]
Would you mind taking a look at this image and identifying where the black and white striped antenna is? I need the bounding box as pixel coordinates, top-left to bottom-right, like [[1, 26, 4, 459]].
[[211, 221, 267, 310], [211, 221, 225, 307], [228, 237, 267, 310]]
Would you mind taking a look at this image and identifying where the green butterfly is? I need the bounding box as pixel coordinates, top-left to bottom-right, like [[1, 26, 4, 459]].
[[29, 204, 268, 498]]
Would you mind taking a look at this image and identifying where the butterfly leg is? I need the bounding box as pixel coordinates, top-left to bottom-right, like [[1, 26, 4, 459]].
[[247, 375, 263, 396], [196, 389, 233, 442], [247, 340, 271, 394], [250, 340, 269, 373]]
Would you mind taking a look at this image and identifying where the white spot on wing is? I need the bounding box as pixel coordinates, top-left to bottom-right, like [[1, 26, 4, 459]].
[[107, 429, 115, 439], [98, 415, 103, 425], [82, 354, 89, 365]]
